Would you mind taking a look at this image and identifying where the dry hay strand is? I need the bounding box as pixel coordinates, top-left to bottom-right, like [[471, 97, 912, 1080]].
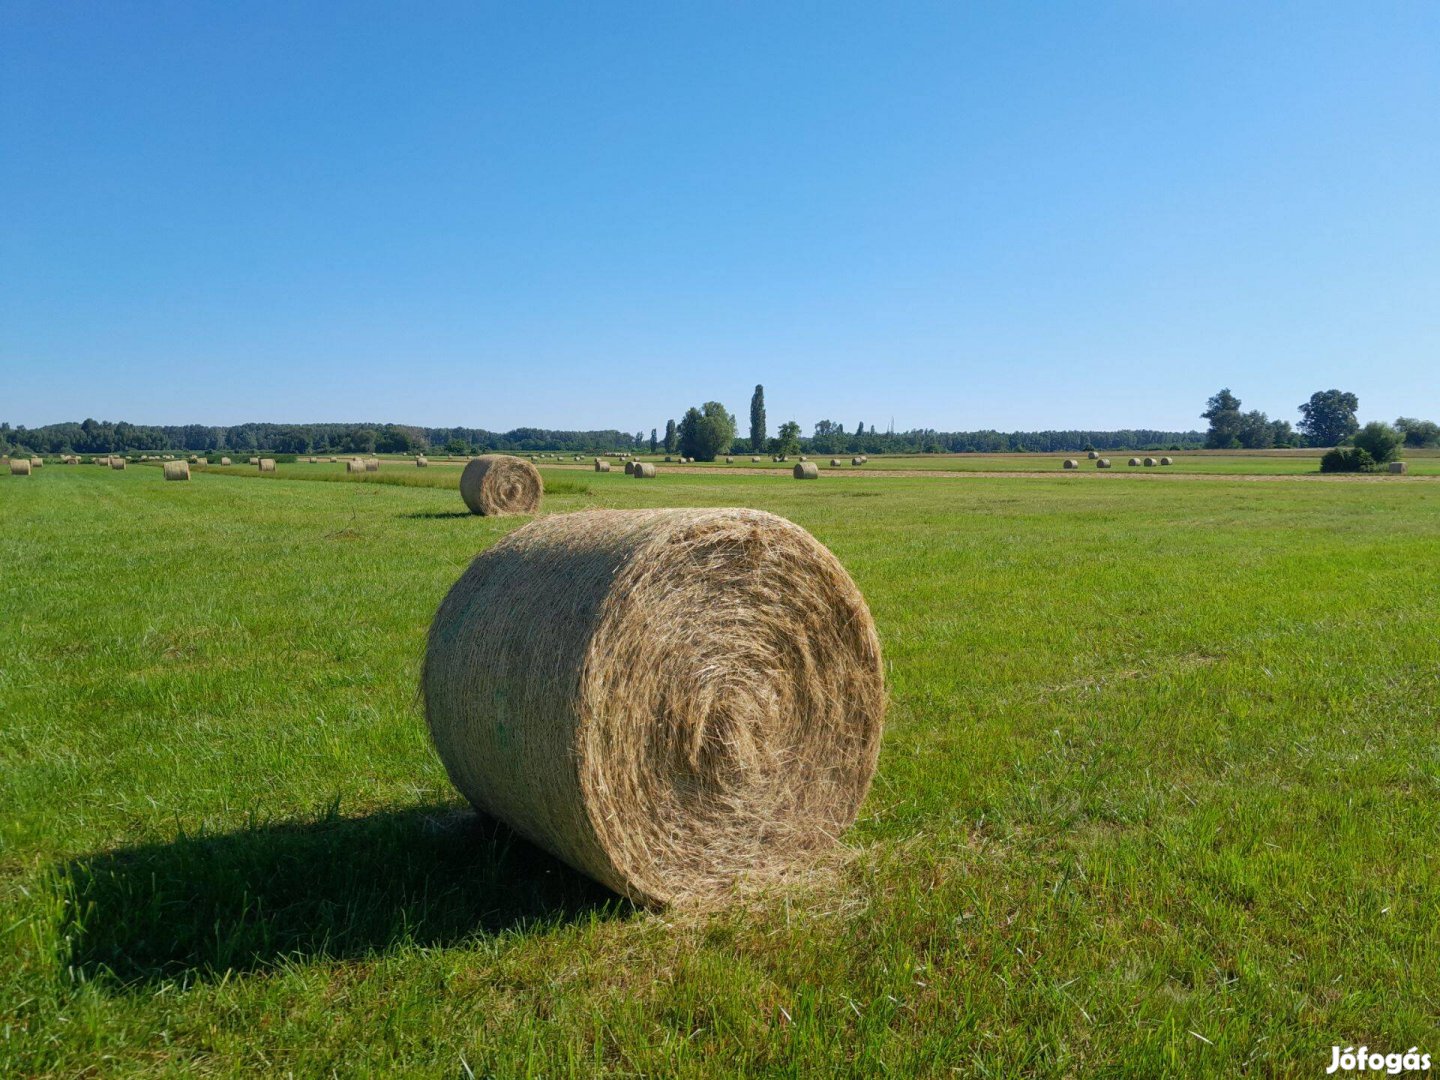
[[459, 454, 544, 515], [346, 458, 366, 473], [163, 461, 191, 481], [1096, 458, 1112, 468], [219, 457, 232, 466], [1087, 450, 1098, 459], [594, 460, 611, 472], [9, 458, 31, 475], [793, 461, 819, 480], [1143, 457, 1157, 467], [258, 458, 276, 473], [1063, 459, 1078, 469], [1128, 457, 1141, 467], [1160, 456, 1173, 466], [632, 462, 657, 478], [110, 457, 127, 470], [422, 507, 886, 908], [624, 461, 636, 475], [1390, 461, 1408, 474]]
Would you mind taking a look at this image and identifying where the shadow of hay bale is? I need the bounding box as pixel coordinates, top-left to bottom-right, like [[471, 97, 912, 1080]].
[[54, 804, 629, 988]]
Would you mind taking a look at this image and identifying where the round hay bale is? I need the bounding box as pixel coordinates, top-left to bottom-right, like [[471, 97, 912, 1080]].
[[163, 461, 190, 481], [220, 457, 232, 466], [364, 458, 379, 472], [793, 461, 819, 480], [1096, 458, 1111, 469], [459, 454, 544, 515], [594, 460, 611, 472], [1160, 456, 1173, 466], [1063, 459, 1078, 470], [258, 458, 276, 473], [852, 457, 863, 466], [1128, 457, 1141, 467], [416, 457, 429, 468], [830, 459, 841, 467], [110, 457, 126, 470], [9, 458, 31, 475], [248, 457, 259, 465], [632, 462, 657, 478], [30, 457, 43, 468], [725, 456, 733, 464], [188, 455, 199, 464], [752, 457, 761, 463], [798, 455, 807, 462], [1390, 461, 1408, 474], [422, 507, 886, 907], [664, 455, 673, 462], [624, 460, 636, 475], [346, 458, 366, 473], [1143, 457, 1157, 467], [329, 456, 338, 463], [1087, 450, 1098, 459]]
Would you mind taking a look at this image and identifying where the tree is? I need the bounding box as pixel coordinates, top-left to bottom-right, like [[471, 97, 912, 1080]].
[[1201, 388, 1244, 449], [1352, 421, 1401, 465], [749, 385, 767, 454], [1298, 389, 1360, 447], [676, 401, 737, 461], [663, 419, 677, 454], [444, 438, 468, 455], [1395, 417, 1440, 448], [772, 420, 801, 456], [649, 428, 659, 452]]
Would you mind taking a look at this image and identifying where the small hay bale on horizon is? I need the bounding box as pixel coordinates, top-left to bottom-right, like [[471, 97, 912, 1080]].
[[460, 455, 544, 515]]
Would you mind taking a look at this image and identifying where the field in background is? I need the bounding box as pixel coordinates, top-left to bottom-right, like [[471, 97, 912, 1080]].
[[3, 464, 1438, 1075]]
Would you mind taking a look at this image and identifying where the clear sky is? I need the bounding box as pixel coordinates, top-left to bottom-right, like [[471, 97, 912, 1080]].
[[3, 2, 1437, 434]]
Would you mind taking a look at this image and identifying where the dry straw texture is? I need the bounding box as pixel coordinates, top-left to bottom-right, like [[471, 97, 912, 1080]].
[[459, 454, 544, 515], [632, 462, 657, 478], [594, 461, 611, 472], [258, 459, 276, 473], [422, 507, 886, 908], [110, 458, 127, 471], [347, 459, 366, 474], [793, 462, 819, 479], [248, 457, 259, 465], [10, 458, 31, 475], [163, 461, 190, 481]]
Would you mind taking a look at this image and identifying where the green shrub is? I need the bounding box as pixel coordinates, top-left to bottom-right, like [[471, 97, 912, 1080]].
[[1319, 447, 1376, 473], [1351, 422, 1401, 466]]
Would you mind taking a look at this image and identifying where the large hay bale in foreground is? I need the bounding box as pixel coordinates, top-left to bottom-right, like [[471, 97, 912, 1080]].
[[258, 458, 276, 473], [632, 462, 657, 478], [624, 460, 636, 475], [594, 460, 611, 472], [10, 458, 30, 475], [460, 454, 544, 515], [110, 458, 127, 470], [347, 458, 366, 473], [793, 461, 819, 479], [1063, 459, 1078, 470], [163, 461, 190, 481], [1096, 458, 1111, 469], [1390, 461, 1408, 474], [422, 507, 885, 907]]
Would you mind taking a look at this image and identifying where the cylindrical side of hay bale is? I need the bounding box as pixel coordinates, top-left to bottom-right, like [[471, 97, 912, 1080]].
[[1143, 457, 1157, 467], [346, 458, 366, 473], [364, 458, 379, 472], [1063, 459, 1078, 469], [422, 508, 886, 907], [1087, 451, 1098, 459], [258, 458, 276, 473], [594, 460, 611, 472], [459, 454, 544, 515], [1159, 456, 1173, 466], [163, 461, 190, 481], [1390, 461, 1408, 474], [632, 462, 657, 478], [793, 461, 819, 479], [31, 458, 43, 468], [110, 458, 126, 470], [624, 460, 636, 475], [1096, 458, 1111, 469], [1128, 457, 1141, 467], [10, 458, 31, 475]]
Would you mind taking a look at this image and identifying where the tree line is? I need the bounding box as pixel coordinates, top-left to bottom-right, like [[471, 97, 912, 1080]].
[[1201, 386, 1439, 452]]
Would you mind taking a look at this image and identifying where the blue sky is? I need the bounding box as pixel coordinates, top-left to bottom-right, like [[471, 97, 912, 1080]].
[[3, 2, 1436, 433]]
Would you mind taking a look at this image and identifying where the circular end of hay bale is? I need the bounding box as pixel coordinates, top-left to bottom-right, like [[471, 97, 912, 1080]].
[[1096, 458, 1111, 468], [793, 461, 819, 479], [1159, 457, 1173, 466], [1143, 457, 1157, 467], [422, 507, 886, 907], [1063, 459, 1078, 469], [1128, 458, 1141, 467], [594, 460, 611, 472], [632, 462, 657, 478], [624, 461, 636, 475], [459, 454, 544, 515], [163, 461, 190, 481]]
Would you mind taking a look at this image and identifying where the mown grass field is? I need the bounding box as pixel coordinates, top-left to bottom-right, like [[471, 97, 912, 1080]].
[[3, 462, 1438, 1076]]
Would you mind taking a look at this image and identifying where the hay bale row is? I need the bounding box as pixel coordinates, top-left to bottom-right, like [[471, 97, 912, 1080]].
[[460, 455, 544, 515], [1128, 458, 1141, 467], [422, 507, 885, 907], [1144, 457, 1157, 467], [1160, 456, 1173, 466], [163, 461, 190, 481]]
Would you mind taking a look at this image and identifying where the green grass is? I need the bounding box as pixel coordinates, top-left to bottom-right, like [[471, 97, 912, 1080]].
[[3, 465, 1438, 1076]]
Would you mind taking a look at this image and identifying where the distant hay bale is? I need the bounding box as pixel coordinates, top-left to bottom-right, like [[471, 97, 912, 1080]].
[[347, 458, 366, 473], [248, 457, 259, 465], [421, 507, 885, 907], [852, 457, 863, 466], [793, 461, 819, 479], [416, 457, 429, 468], [1063, 459, 1078, 469], [752, 456, 761, 463], [1160, 456, 1173, 466], [364, 458, 379, 472], [830, 459, 841, 466], [624, 461, 636, 475], [664, 455, 673, 462], [1128, 458, 1141, 467], [9, 458, 30, 475], [1143, 457, 1157, 467], [163, 461, 190, 481], [594, 460, 611, 472], [188, 455, 199, 464], [798, 455, 807, 462], [110, 457, 126, 470], [1087, 451, 1098, 459], [632, 462, 657, 478], [220, 457, 232, 465], [258, 458, 276, 473], [31, 457, 43, 468], [725, 456, 733, 464], [460, 454, 544, 515], [1096, 458, 1111, 468], [1390, 461, 1408, 474]]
